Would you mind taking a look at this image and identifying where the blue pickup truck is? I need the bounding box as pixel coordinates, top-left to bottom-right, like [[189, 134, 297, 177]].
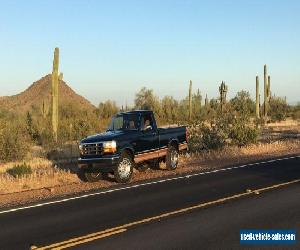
[[78, 110, 188, 183]]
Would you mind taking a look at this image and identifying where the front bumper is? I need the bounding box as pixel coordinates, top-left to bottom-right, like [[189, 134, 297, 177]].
[[78, 155, 120, 173]]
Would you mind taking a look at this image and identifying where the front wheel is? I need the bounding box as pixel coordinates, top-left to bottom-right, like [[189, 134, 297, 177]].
[[166, 145, 179, 170], [114, 152, 133, 183]]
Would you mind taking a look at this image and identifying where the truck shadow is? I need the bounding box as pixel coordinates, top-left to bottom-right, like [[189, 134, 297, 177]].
[[47, 143, 79, 174]]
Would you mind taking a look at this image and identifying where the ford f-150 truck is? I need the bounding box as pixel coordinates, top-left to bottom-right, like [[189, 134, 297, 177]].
[[78, 110, 188, 183]]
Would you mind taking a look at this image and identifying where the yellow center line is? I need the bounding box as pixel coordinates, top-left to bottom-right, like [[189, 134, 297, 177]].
[[55, 229, 127, 250], [36, 179, 300, 250]]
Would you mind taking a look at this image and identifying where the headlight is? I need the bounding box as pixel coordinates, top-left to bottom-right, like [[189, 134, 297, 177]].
[[79, 144, 83, 154], [103, 140, 117, 153]]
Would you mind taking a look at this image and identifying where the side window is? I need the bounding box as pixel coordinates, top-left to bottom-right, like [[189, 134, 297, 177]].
[[140, 114, 154, 131], [124, 114, 138, 130]]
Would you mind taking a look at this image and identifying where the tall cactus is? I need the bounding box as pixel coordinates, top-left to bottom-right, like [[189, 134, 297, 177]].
[[267, 75, 271, 103], [205, 94, 209, 108], [196, 88, 202, 112], [51, 47, 62, 142], [263, 64, 268, 117], [42, 100, 49, 119], [219, 81, 228, 112], [259, 94, 261, 113], [256, 76, 260, 119], [188, 80, 192, 120]]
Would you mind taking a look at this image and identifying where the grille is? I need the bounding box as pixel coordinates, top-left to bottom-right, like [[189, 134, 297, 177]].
[[81, 143, 103, 156]]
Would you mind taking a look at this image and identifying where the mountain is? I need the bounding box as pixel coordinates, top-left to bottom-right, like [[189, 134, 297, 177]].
[[0, 75, 96, 113]]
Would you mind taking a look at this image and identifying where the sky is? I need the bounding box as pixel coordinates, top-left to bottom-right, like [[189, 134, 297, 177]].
[[0, 0, 299, 106]]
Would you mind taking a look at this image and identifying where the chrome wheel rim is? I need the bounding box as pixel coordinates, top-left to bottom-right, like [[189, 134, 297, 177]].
[[170, 150, 179, 168], [118, 158, 132, 179]]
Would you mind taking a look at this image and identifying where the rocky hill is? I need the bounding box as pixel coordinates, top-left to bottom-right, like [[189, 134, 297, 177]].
[[0, 75, 96, 113]]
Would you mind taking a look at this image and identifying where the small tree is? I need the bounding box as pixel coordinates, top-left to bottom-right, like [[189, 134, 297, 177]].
[[0, 120, 30, 162], [230, 91, 255, 119], [161, 96, 178, 123], [98, 100, 119, 119], [134, 87, 161, 116], [291, 103, 300, 120], [192, 90, 202, 120], [269, 97, 288, 122]]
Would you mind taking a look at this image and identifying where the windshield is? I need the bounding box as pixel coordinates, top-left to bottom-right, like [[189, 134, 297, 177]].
[[108, 114, 139, 131]]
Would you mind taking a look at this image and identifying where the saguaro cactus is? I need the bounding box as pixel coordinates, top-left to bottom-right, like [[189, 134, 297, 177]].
[[51, 47, 62, 142], [205, 94, 209, 108], [263, 65, 268, 117], [196, 88, 202, 112], [42, 100, 49, 119], [256, 76, 260, 119], [188, 80, 192, 120], [267, 75, 271, 103], [219, 81, 228, 112], [259, 94, 261, 112]]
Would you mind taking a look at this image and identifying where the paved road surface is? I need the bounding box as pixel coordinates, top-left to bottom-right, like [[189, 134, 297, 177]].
[[0, 155, 299, 249]]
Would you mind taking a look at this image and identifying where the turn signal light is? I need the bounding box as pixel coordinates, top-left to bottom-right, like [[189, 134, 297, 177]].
[[103, 141, 117, 153]]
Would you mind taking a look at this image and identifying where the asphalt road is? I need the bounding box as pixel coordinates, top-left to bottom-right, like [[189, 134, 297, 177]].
[[0, 155, 299, 250]]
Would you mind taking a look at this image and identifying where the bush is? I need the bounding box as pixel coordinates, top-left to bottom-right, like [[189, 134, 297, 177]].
[[188, 123, 226, 151], [269, 97, 288, 122], [291, 103, 300, 120], [0, 120, 30, 162], [7, 163, 32, 178], [201, 125, 226, 150], [230, 91, 255, 118], [230, 123, 258, 146], [188, 111, 259, 151]]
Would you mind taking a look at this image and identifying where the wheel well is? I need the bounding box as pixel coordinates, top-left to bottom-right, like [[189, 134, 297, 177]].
[[122, 148, 134, 160], [169, 140, 179, 151]]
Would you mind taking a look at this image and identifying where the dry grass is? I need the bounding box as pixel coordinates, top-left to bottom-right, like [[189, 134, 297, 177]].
[[0, 157, 80, 194], [182, 140, 300, 168], [0, 169, 79, 194], [266, 118, 299, 128], [260, 118, 300, 142]]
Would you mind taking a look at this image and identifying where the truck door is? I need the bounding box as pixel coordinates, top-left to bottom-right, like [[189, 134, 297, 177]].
[[137, 113, 159, 155]]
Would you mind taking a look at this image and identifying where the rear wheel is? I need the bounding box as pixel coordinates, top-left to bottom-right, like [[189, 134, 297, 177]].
[[114, 152, 133, 183], [166, 145, 179, 170]]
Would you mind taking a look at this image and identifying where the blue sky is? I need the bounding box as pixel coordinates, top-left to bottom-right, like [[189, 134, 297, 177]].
[[0, 0, 299, 106]]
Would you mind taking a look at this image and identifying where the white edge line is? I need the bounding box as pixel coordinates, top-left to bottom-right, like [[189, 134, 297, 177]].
[[0, 155, 299, 215]]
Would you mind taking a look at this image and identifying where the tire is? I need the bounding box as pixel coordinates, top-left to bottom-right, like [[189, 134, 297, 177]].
[[166, 145, 179, 170], [83, 171, 104, 182], [114, 152, 133, 183]]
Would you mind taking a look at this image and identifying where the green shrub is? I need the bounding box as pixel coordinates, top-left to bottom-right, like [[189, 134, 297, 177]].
[[188, 111, 259, 151], [229, 124, 258, 146], [292, 110, 300, 120], [7, 163, 32, 178], [188, 123, 226, 151], [201, 125, 226, 150], [0, 120, 30, 162], [230, 91, 255, 118], [291, 103, 300, 120], [269, 97, 288, 122]]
